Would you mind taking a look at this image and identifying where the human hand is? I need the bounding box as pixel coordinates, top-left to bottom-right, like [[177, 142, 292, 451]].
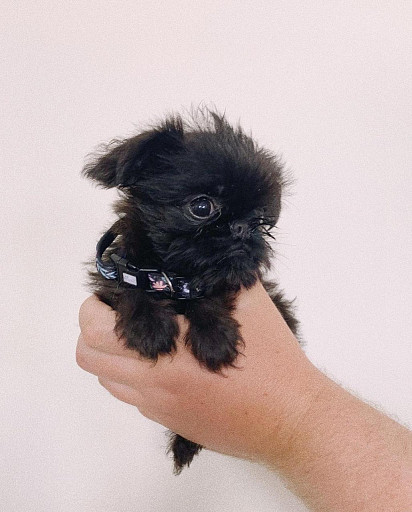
[[76, 281, 322, 465], [77, 283, 412, 511]]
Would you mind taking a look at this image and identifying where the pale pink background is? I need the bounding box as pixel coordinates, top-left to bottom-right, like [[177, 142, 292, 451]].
[[1, 2, 411, 511]]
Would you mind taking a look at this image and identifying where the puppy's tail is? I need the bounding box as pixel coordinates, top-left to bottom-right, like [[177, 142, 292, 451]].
[[167, 432, 203, 474]]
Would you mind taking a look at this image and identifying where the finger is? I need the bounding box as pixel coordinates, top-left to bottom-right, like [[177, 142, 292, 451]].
[[79, 295, 116, 334], [78, 295, 140, 357], [76, 333, 146, 385], [98, 378, 171, 426], [98, 377, 144, 409]]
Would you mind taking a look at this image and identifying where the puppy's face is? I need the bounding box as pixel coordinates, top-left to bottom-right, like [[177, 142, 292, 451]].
[[84, 111, 285, 287]]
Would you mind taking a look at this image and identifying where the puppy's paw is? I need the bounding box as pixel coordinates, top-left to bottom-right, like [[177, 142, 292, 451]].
[[186, 320, 242, 371], [121, 314, 177, 359], [116, 292, 179, 360]]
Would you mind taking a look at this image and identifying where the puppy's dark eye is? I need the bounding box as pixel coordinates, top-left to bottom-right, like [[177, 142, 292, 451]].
[[189, 196, 215, 219]]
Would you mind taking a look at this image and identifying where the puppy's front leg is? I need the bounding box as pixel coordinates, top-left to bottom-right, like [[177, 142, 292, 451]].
[[184, 294, 243, 371], [116, 290, 179, 359]]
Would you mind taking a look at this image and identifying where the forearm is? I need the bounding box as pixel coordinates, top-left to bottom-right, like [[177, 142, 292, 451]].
[[233, 286, 412, 510], [267, 368, 412, 512]]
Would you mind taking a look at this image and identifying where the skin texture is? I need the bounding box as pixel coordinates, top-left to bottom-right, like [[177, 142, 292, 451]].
[[77, 282, 412, 511]]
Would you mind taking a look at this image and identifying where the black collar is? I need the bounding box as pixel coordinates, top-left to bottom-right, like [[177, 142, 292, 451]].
[[95, 226, 203, 300]]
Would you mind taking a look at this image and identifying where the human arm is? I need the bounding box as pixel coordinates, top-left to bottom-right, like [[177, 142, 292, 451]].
[[76, 282, 412, 511]]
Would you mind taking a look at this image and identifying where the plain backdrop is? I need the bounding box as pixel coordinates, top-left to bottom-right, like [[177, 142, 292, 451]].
[[1, 2, 411, 511]]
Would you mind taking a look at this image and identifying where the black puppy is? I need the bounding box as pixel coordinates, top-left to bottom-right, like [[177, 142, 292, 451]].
[[83, 109, 299, 473]]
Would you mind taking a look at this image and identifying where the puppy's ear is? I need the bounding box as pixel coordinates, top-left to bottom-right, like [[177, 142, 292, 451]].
[[82, 117, 184, 188]]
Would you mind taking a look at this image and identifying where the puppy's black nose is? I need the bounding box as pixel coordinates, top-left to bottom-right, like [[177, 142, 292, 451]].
[[230, 221, 250, 240]]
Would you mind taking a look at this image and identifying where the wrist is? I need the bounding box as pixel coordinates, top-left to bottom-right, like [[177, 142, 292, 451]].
[[254, 355, 329, 468], [228, 282, 327, 465]]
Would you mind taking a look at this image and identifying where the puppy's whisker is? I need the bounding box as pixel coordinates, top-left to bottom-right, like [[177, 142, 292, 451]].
[[194, 226, 204, 238], [266, 234, 277, 242]]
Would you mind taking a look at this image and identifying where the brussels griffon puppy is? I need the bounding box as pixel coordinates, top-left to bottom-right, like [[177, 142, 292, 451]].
[[83, 109, 299, 473]]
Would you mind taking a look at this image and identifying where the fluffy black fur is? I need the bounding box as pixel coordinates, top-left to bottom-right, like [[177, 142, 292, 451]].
[[83, 108, 299, 473]]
